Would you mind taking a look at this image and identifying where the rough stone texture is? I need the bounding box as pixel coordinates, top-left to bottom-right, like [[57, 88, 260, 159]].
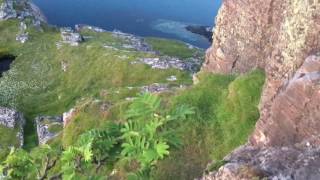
[[16, 21, 28, 43], [202, 0, 320, 179], [0, 107, 25, 147], [60, 27, 83, 46], [203, 0, 320, 146], [63, 108, 76, 127], [201, 144, 320, 180], [0, 0, 46, 22], [0, 0, 17, 20], [252, 55, 320, 146], [75, 24, 107, 33], [36, 116, 63, 144], [112, 30, 154, 52], [132, 56, 201, 73], [0, 107, 24, 128]]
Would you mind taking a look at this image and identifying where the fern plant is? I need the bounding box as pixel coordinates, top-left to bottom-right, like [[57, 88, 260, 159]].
[[121, 93, 194, 176], [0, 148, 36, 179], [61, 122, 122, 179]]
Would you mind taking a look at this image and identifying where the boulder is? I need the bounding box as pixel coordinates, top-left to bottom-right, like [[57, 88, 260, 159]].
[[0, 107, 24, 128], [36, 116, 63, 144], [60, 27, 83, 46], [201, 145, 320, 180], [16, 22, 28, 43], [16, 33, 28, 43], [0, 107, 25, 147]]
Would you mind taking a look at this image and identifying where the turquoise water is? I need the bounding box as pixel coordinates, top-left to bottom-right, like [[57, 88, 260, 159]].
[[33, 0, 222, 48]]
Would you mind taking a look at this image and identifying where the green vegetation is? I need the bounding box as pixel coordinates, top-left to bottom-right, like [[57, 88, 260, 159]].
[[0, 125, 20, 148], [0, 20, 196, 149], [0, 17, 266, 179], [0, 94, 195, 179], [146, 37, 202, 59], [152, 70, 265, 179]]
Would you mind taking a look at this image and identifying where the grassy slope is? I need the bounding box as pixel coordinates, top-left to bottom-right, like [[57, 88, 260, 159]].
[[152, 70, 265, 179], [0, 19, 266, 179], [0, 125, 20, 148], [0, 20, 199, 149], [146, 37, 202, 59]]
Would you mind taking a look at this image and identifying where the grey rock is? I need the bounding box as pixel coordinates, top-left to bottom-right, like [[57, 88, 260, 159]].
[[141, 83, 170, 93], [61, 60, 68, 72], [60, 27, 83, 46], [63, 108, 76, 127], [112, 30, 154, 52], [0, 107, 25, 147], [141, 83, 187, 94], [132, 56, 202, 73], [15, 21, 28, 43], [0, 107, 24, 128], [201, 145, 320, 180], [0, 0, 46, 23], [0, 0, 17, 20], [16, 33, 28, 43], [36, 116, 63, 144], [75, 24, 107, 33], [166, 75, 177, 81]]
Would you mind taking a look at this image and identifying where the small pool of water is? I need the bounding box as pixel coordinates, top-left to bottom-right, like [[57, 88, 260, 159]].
[[0, 55, 15, 77]]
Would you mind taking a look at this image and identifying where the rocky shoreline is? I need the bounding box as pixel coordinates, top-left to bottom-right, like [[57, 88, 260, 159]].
[[185, 25, 213, 42]]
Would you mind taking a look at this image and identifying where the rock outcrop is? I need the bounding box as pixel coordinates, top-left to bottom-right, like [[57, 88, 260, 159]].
[[0, 107, 25, 147], [202, 0, 320, 179], [36, 116, 63, 144], [202, 144, 320, 180], [131, 56, 202, 73], [60, 27, 83, 46], [0, 0, 46, 22]]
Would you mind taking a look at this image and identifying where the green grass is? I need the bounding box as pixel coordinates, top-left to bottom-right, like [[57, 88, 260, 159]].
[[152, 70, 265, 180], [0, 19, 201, 149], [0, 18, 267, 180], [0, 125, 20, 148], [48, 123, 63, 134], [146, 37, 202, 59]]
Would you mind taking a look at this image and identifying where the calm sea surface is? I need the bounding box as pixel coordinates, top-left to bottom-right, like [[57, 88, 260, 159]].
[[33, 0, 222, 48]]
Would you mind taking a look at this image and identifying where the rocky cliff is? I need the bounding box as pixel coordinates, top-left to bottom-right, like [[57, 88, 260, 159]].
[[0, 0, 46, 22], [202, 0, 320, 179]]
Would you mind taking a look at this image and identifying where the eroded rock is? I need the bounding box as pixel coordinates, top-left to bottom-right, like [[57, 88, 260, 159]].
[[112, 30, 153, 52], [203, 0, 320, 147], [201, 145, 320, 180], [0, 0, 46, 22], [132, 56, 201, 73], [201, 0, 320, 179], [60, 27, 83, 46], [63, 108, 76, 127], [251, 54, 320, 146], [36, 116, 63, 144], [0, 107, 25, 147]]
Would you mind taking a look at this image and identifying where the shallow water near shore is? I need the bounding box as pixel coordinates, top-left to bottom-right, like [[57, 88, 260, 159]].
[[32, 0, 222, 48]]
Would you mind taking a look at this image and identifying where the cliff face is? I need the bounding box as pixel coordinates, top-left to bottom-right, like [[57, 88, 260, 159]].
[[204, 0, 320, 146], [202, 0, 320, 179]]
